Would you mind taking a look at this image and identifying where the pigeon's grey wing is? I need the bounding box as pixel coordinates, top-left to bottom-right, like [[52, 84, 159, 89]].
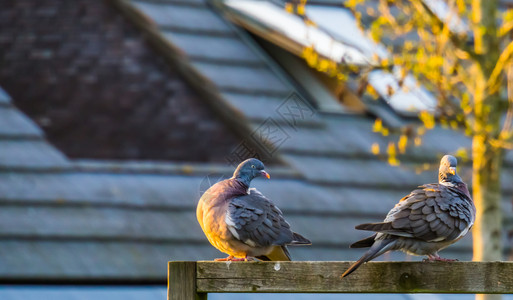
[[360, 184, 474, 242], [226, 189, 295, 248]]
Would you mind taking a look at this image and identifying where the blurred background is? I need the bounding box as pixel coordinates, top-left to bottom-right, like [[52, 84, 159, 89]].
[[0, 0, 512, 299]]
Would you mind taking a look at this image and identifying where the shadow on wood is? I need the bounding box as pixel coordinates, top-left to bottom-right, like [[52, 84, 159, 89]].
[[168, 261, 513, 299]]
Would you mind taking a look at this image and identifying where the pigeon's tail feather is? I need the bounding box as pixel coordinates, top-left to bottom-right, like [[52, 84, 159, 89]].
[[257, 246, 291, 261], [355, 222, 393, 232], [340, 255, 368, 278], [355, 223, 413, 238], [341, 239, 395, 278], [290, 232, 311, 245], [350, 234, 377, 248]]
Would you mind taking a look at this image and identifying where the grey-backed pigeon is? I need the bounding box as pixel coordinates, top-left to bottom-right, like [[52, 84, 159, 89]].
[[341, 155, 475, 277], [197, 158, 311, 261]]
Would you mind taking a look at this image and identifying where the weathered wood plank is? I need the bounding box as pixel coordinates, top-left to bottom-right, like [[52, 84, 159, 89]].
[[195, 261, 513, 294], [168, 261, 206, 300]]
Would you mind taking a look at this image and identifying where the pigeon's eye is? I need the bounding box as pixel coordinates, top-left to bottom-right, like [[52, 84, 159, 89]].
[[251, 165, 255, 169]]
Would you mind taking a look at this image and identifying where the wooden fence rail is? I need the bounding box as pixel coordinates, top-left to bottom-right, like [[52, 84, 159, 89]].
[[168, 261, 513, 299]]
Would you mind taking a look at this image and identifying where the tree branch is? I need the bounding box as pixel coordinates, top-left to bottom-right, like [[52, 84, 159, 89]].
[[487, 40, 513, 94], [411, 0, 477, 60]]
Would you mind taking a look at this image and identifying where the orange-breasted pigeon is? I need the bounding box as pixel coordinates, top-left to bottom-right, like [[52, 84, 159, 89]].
[[341, 155, 475, 277], [197, 158, 311, 261]]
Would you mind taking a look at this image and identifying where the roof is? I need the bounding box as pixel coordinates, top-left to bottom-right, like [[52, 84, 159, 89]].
[[0, 0, 512, 290]]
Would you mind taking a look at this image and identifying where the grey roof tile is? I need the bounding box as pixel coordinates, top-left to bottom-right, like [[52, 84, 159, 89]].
[[0, 241, 217, 278], [281, 154, 464, 188], [244, 113, 473, 161], [288, 213, 475, 250], [247, 123, 339, 155], [0, 107, 43, 137], [0, 206, 198, 241], [1, 170, 511, 279], [131, 0, 232, 34], [322, 115, 472, 159], [162, 31, 263, 64], [0, 173, 204, 206], [223, 92, 324, 126], [2, 171, 511, 219], [191, 61, 291, 94], [0, 140, 69, 169], [0, 239, 481, 279]]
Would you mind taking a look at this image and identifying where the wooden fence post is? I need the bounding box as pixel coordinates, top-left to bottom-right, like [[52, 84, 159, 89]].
[[168, 261, 513, 297], [168, 261, 207, 300]]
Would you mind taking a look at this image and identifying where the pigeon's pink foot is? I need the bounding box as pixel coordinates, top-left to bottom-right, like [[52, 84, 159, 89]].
[[214, 255, 247, 262], [230, 257, 248, 261], [431, 257, 458, 262], [424, 254, 459, 262], [214, 255, 234, 261]]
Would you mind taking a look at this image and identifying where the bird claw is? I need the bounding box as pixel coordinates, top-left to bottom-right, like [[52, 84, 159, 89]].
[[424, 256, 459, 262], [214, 256, 251, 262], [214, 256, 235, 261]]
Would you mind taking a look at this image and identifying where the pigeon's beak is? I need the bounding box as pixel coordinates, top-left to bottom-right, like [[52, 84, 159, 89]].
[[449, 167, 456, 175], [260, 170, 271, 179]]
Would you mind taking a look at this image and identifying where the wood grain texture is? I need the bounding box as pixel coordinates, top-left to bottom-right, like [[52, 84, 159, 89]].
[[193, 261, 513, 294], [168, 261, 206, 300]]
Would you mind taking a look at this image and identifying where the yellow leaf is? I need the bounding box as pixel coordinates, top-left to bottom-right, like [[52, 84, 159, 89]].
[[388, 157, 400, 166], [305, 19, 317, 27], [419, 111, 435, 129], [297, 4, 305, 15], [455, 147, 469, 161], [404, 41, 414, 51], [373, 119, 389, 136], [387, 142, 396, 156], [371, 143, 380, 155], [285, 3, 293, 14], [366, 85, 379, 99], [398, 135, 408, 154], [387, 142, 399, 166], [318, 59, 330, 72], [373, 119, 383, 132], [414, 137, 422, 146], [337, 73, 348, 81]]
